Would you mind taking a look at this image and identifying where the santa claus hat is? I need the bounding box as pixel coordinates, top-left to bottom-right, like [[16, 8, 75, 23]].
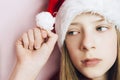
[[55, 0, 120, 50], [36, 0, 64, 31]]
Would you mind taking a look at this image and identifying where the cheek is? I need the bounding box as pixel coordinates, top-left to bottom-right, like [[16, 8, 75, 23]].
[[96, 30, 117, 55], [66, 44, 81, 62], [66, 42, 83, 68], [65, 37, 82, 61], [97, 32, 117, 66], [68, 51, 82, 70], [99, 33, 117, 54], [65, 36, 82, 51], [66, 43, 83, 70]]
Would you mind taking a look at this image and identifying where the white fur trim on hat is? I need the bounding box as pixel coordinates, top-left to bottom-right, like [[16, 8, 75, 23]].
[[55, 0, 120, 50]]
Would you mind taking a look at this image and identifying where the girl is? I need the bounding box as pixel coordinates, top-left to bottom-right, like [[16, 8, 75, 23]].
[[10, 0, 120, 80]]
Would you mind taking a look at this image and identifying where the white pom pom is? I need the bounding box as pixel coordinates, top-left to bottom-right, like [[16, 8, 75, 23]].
[[36, 12, 55, 30]]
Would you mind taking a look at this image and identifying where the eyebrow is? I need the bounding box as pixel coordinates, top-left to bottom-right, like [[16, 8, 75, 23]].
[[95, 18, 105, 22], [70, 23, 81, 25], [70, 18, 105, 26]]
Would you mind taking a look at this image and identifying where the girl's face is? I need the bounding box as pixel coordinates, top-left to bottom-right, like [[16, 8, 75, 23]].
[[65, 13, 117, 79]]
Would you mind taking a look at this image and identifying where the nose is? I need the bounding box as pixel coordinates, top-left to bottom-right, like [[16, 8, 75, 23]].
[[80, 32, 96, 51]]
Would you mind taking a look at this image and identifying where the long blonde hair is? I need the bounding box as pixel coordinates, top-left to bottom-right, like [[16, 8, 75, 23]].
[[59, 28, 120, 80]]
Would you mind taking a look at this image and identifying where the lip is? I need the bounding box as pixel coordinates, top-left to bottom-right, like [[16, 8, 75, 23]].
[[81, 58, 102, 67]]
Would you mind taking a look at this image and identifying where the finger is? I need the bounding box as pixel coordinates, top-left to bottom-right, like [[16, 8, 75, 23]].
[[22, 33, 29, 49], [28, 29, 34, 50], [34, 28, 43, 49], [41, 29, 47, 38], [16, 38, 23, 48], [35, 31, 58, 60], [16, 39, 25, 57], [16, 39, 24, 55], [45, 30, 58, 50]]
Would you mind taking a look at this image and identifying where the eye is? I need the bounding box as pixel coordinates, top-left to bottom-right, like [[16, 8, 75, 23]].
[[96, 26, 109, 32], [67, 31, 80, 35]]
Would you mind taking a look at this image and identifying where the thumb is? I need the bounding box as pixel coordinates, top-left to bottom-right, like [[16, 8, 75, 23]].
[[35, 30, 58, 58], [46, 30, 58, 49]]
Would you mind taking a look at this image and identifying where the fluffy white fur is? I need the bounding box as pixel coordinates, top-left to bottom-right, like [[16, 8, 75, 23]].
[[36, 12, 55, 30], [55, 0, 120, 50]]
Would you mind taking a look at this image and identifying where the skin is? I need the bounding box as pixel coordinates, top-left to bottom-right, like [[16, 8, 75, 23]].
[[10, 13, 117, 80], [10, 28, 58, 80], [65, 13, 117, 80]]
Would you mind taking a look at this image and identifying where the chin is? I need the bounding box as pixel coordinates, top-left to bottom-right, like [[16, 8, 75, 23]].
[[82, 71, 106, 79]]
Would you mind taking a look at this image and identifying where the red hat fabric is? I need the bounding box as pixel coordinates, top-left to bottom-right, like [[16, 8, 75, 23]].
[[47, 0, 64, 16]]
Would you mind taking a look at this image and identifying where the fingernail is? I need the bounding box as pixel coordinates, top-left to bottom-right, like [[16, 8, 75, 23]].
[[35, 45, 40, 49]]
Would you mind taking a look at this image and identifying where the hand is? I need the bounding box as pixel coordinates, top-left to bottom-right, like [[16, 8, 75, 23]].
[[10, 28, 58, 80], [16, 27, 58, 67]]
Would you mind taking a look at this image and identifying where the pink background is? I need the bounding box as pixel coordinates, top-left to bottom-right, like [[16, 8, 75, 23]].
[[0, 0, 60, 80]]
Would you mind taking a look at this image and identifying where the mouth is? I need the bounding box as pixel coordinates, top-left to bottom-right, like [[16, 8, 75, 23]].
[[81, 58, 102, 67]]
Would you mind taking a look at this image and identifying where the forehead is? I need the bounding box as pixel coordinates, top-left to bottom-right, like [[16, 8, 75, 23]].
[[72, 12, 105, 23], [82, 12, 103, 16], [69, 12, 115, 29], [80, 12, 104, 18]]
